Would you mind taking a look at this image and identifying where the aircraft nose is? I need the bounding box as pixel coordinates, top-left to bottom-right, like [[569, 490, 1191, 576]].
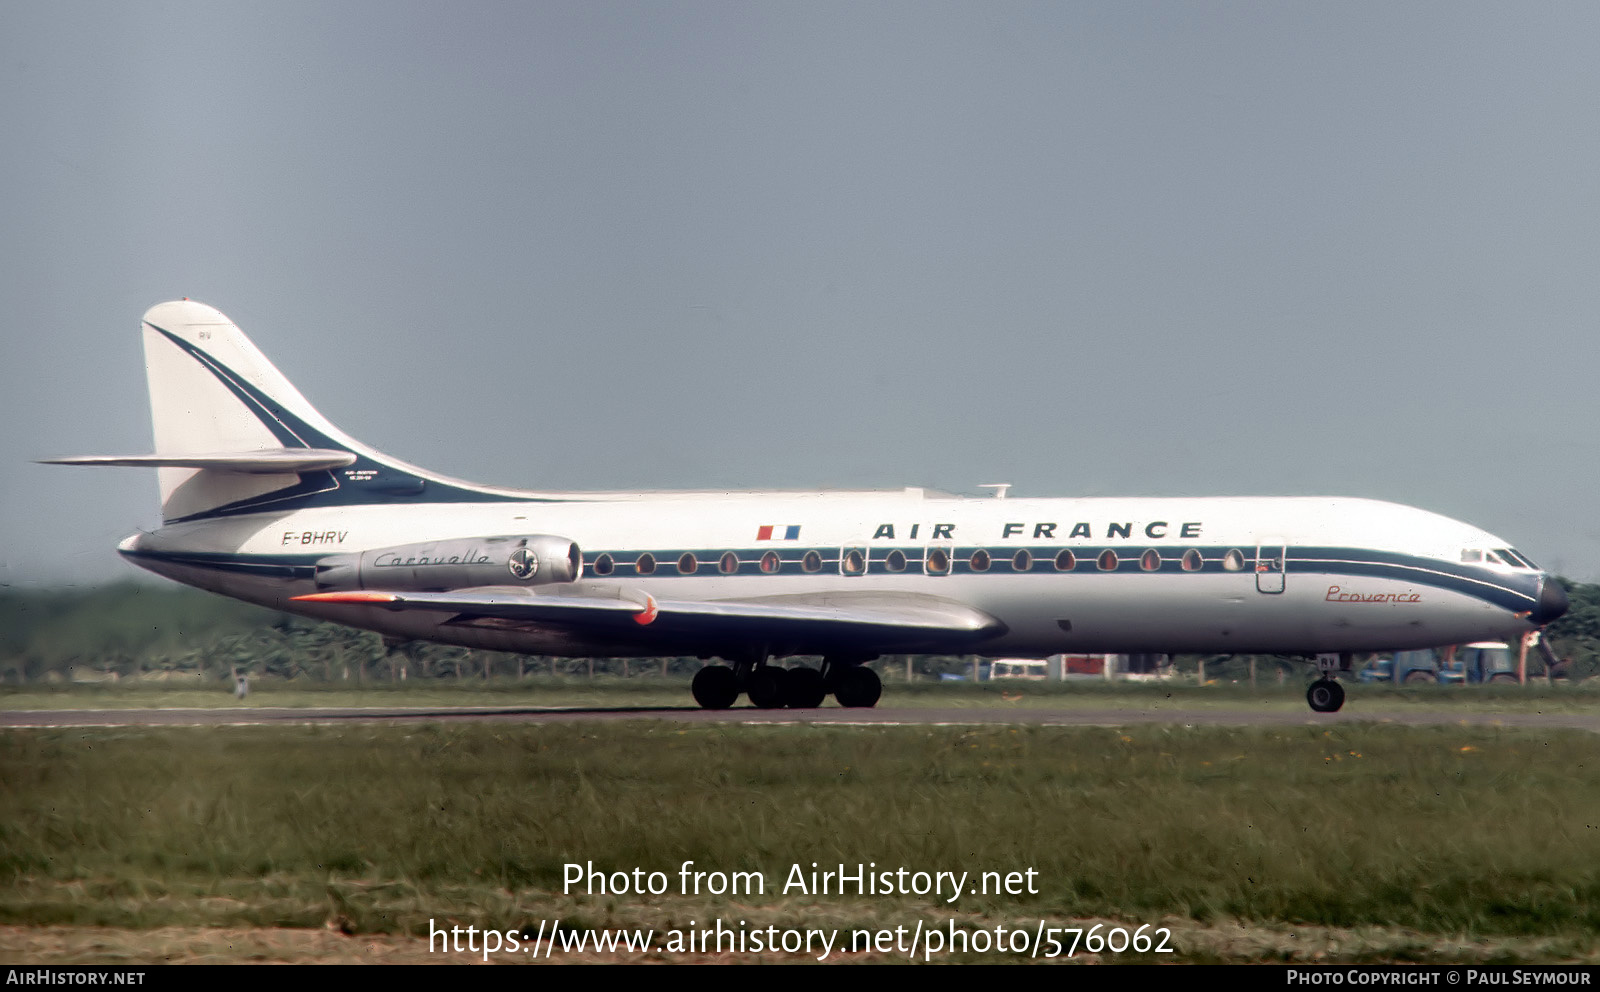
[[1533, 576, 1569, 624]]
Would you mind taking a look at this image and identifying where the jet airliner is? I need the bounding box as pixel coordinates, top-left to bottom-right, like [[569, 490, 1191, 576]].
[[47, 301, 1569, 712]]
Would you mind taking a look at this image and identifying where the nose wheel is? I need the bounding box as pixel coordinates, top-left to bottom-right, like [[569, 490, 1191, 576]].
[[1306, 678, 1345, 713]]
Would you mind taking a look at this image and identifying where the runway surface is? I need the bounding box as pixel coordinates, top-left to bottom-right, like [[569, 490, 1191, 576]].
[[5, 704, 1599, 730]]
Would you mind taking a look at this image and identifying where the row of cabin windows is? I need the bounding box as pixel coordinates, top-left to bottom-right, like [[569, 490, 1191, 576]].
[[588, 547, 1254, 577]]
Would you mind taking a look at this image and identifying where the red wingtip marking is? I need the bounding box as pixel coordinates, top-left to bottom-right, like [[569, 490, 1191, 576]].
[[291, 591, 398, 604], [633, 594, 659, 625]]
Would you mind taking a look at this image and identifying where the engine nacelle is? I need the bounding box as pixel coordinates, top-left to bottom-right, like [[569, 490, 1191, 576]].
[[313, 535, 581, 591]]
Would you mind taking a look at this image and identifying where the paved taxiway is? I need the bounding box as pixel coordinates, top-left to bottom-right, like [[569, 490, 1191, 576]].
[[4, 705, 1598, 731]]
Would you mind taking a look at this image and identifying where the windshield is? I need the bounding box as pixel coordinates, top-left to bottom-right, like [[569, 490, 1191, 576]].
[[1462, 548, 1537, 569], [1500, 548, 1539, 569]]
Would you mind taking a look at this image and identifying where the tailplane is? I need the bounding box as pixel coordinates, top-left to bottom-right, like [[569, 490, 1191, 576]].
[[44, 300, 524, 522]]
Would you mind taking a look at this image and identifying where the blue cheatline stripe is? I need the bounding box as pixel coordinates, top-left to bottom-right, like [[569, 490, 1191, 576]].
[[125, 543, 1541, 614], [146, 324, 553, 523], [577, 544, 1539, 612]]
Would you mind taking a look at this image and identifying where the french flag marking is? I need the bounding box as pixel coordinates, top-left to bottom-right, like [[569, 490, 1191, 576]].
[[757, 525, 801, 541]]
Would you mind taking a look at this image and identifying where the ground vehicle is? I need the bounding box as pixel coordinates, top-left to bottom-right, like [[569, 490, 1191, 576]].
[[1358, 649, 1441, 683], [1450, 641, 1519, 683], [989, 659, 1049, 680], [1360, 643, 1519, 684], [1357, 658, 1392, 683]]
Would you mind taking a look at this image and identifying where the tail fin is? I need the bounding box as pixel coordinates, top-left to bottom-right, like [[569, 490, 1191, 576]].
[[138, 300, 359, 520], [46, 300, 526, 523]]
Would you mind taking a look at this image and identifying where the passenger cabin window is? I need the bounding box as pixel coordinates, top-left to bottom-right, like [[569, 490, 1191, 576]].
[[926, 548, 951, 575], [718, 552, 739, 575], [593, 553, 615, 576], [1012, 549, 1032, 572], [1055, 549, 1076, 571], [802, 550, 823, 573], [842, 549, 866, 575], [1140, 549, 1161, 571], [635, 553, 656, 575], [760, 550, 780, 573], [678, 552, 698, 575], [969, 549, 990, 572], [1098, 549, 1118, 571], [1181, 549, 1202, 572], [885, 549, 907, 572], [1222, 549, 1244, 572]]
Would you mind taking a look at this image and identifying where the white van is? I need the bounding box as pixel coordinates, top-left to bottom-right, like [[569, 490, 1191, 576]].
[[989, 659, 1050, 680]]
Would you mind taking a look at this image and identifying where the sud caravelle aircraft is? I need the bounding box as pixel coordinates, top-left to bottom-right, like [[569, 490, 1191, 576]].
[[48, 301, 1569, 713]]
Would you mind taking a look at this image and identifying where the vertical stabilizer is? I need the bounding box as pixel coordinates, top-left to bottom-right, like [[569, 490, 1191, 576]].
[[45, 301, 527, 524], [140, 301, 355, 521]]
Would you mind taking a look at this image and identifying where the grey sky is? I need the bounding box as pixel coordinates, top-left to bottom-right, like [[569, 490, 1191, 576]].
[[3, 1, 1597, 587]]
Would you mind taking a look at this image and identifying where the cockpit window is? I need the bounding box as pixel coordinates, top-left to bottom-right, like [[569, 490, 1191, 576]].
[[1497, 548, 1537, 569], [1466, 548, 1534, 568]]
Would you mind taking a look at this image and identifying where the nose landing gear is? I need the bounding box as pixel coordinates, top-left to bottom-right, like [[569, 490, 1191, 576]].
[[1306, 678, 1345, 713], [1306, 652, 1351, 713]]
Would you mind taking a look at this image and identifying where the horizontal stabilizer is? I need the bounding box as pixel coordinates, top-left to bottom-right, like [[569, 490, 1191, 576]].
[[41, 450, 358, 474]]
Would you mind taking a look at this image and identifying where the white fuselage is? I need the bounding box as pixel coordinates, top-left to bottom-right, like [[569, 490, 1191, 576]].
[[121, 489, 1549, 660]]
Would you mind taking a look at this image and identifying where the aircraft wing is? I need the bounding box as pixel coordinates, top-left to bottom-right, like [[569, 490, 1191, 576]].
[[292, 587, 1005, 653]]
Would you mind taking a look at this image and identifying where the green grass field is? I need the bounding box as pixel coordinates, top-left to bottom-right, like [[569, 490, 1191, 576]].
[[4, 717, 1599, 963]]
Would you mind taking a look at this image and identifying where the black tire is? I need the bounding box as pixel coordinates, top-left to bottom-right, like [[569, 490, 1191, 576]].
[[746, 666, 790, 709], [691, 665, 739, 710], [784, 666, 827, 709], [1306, 679, 1345, 713], [835, 666, 882, 708]]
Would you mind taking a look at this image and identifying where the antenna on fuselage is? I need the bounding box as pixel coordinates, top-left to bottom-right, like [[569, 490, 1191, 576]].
[[978, 483, 1011, 499]]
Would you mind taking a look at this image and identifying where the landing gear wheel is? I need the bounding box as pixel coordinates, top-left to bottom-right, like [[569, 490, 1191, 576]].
[[1306, 678, 1345, 713], [691, 665, 739, 710], [784, 667, 827, 709], [835, 666, 882, 708], [746, 666, 791, 709]]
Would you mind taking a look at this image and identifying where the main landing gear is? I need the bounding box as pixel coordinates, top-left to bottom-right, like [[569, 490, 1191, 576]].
[[832, 666, 882, 708], [689, 654, 880, 710], [1305, 652, 1351, 713], [690, 664, 740, 710]]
